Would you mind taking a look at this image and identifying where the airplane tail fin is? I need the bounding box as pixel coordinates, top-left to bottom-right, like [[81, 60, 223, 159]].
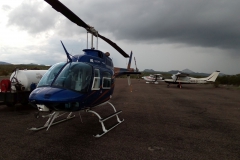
[[205, 71, 220, 82]]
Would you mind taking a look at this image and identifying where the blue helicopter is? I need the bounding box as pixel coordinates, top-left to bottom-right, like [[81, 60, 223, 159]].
[[28, 0, 141, 137]]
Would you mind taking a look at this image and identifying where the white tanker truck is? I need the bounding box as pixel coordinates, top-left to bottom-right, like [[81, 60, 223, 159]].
[[0, 69, 47, 107]]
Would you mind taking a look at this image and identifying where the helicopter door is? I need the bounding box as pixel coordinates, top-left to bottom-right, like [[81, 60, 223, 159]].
[[91, 69, 100, 90], [102, 72, 111, 89]]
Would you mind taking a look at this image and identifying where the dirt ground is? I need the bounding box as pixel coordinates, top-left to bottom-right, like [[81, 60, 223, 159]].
[[0, 78, 240, 160]]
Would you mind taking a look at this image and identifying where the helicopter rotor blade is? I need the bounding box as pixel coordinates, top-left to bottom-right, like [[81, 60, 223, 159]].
[[45, 0, 89, 29], [44, 0, 129, 57]]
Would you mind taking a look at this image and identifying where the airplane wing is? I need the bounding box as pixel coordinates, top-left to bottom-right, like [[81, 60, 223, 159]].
[[164, 79, 191, 84], [175, 72, 189, 77], [166, 72, 190, 83]]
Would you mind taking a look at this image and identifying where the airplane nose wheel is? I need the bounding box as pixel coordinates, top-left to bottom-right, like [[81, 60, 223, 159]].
[[177, 84, 182, 88]]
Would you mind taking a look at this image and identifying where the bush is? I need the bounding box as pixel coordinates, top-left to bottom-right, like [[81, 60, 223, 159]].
[[213, 81, 219, 88], [0, 70, 9, 76]]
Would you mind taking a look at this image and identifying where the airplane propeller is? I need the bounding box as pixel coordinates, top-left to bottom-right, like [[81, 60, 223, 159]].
[[45, 0, 129, 57]]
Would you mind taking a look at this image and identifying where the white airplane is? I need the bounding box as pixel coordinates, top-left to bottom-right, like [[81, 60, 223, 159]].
[[142, 74, 164, 84], [164, 71, 220, 88]]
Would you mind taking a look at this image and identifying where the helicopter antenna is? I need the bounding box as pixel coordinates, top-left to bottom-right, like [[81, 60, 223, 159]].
[[60, 41, 72, 62]]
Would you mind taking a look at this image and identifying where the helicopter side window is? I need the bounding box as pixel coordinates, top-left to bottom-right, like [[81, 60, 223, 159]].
[[92, 69, 100, 90], [102, 72, 111, 89]]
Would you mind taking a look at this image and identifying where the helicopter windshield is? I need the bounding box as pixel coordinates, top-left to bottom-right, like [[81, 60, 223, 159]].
[[52, 62, 92, 92], [38, 62, 66, 87]]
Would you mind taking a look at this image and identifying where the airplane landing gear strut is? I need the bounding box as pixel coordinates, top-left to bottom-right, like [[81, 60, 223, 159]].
[[177, 82, 182, 88]]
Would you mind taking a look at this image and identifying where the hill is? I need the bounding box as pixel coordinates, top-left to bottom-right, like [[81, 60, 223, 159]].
[[181, 68, 194, 73], [143, 69, 156, 72], [0, 61, 12, 65], [0, 64, 50, 76]]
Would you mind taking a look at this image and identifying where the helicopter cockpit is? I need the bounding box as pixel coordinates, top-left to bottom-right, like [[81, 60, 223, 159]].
[[38, 62, 92, 92]]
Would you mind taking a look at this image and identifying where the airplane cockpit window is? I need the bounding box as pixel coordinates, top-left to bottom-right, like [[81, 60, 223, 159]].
[[52, 62, 92, 92], [38, 62, 66, 87], [102, 72, 111, 89], [92, 69, 100, 90]]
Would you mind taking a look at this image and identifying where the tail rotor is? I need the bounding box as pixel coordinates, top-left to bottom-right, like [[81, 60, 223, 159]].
[[134, 57, 139, 72], [127, 52, 133, 92], [134, 57, 140, 79]]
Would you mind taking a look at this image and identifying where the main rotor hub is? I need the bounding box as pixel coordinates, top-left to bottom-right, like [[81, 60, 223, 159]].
[[87, 25, 98, 37]]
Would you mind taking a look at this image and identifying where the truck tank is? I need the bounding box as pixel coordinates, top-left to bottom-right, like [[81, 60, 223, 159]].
[[10, 69, 47, 91]]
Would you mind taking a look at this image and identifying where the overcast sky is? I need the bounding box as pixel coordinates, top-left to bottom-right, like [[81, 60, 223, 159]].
[[1, 0, 240, 75]]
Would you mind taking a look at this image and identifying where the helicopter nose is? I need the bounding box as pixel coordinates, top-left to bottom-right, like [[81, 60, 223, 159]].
[[29, 87, 82, 103]]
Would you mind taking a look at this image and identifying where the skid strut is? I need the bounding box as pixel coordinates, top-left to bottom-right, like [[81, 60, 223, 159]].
[[86, 101, 124, 138], [28, 111, 75, 131]]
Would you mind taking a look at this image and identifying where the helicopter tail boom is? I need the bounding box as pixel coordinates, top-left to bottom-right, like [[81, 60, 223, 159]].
[[114, 52, 141, 77]]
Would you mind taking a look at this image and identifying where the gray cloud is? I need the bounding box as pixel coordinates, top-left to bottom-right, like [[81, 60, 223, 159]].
[[93, 0, 240, 51], [7, 1, 58, 33], [8, 0, 240, 52], [2, 5, 11, 11], [62, 0, 240, 52], [4, 0, 240, 74]]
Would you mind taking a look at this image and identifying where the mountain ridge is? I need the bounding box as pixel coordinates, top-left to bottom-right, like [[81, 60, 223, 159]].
[[0, 61, 12, 65]]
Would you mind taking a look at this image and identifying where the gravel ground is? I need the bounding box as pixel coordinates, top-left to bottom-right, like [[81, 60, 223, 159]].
[[0, 78, 240, 160]]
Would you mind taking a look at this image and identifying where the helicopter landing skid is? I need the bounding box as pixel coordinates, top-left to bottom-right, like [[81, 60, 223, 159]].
[[28, 111, 75, 131], [86, 101, 124, 138]]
